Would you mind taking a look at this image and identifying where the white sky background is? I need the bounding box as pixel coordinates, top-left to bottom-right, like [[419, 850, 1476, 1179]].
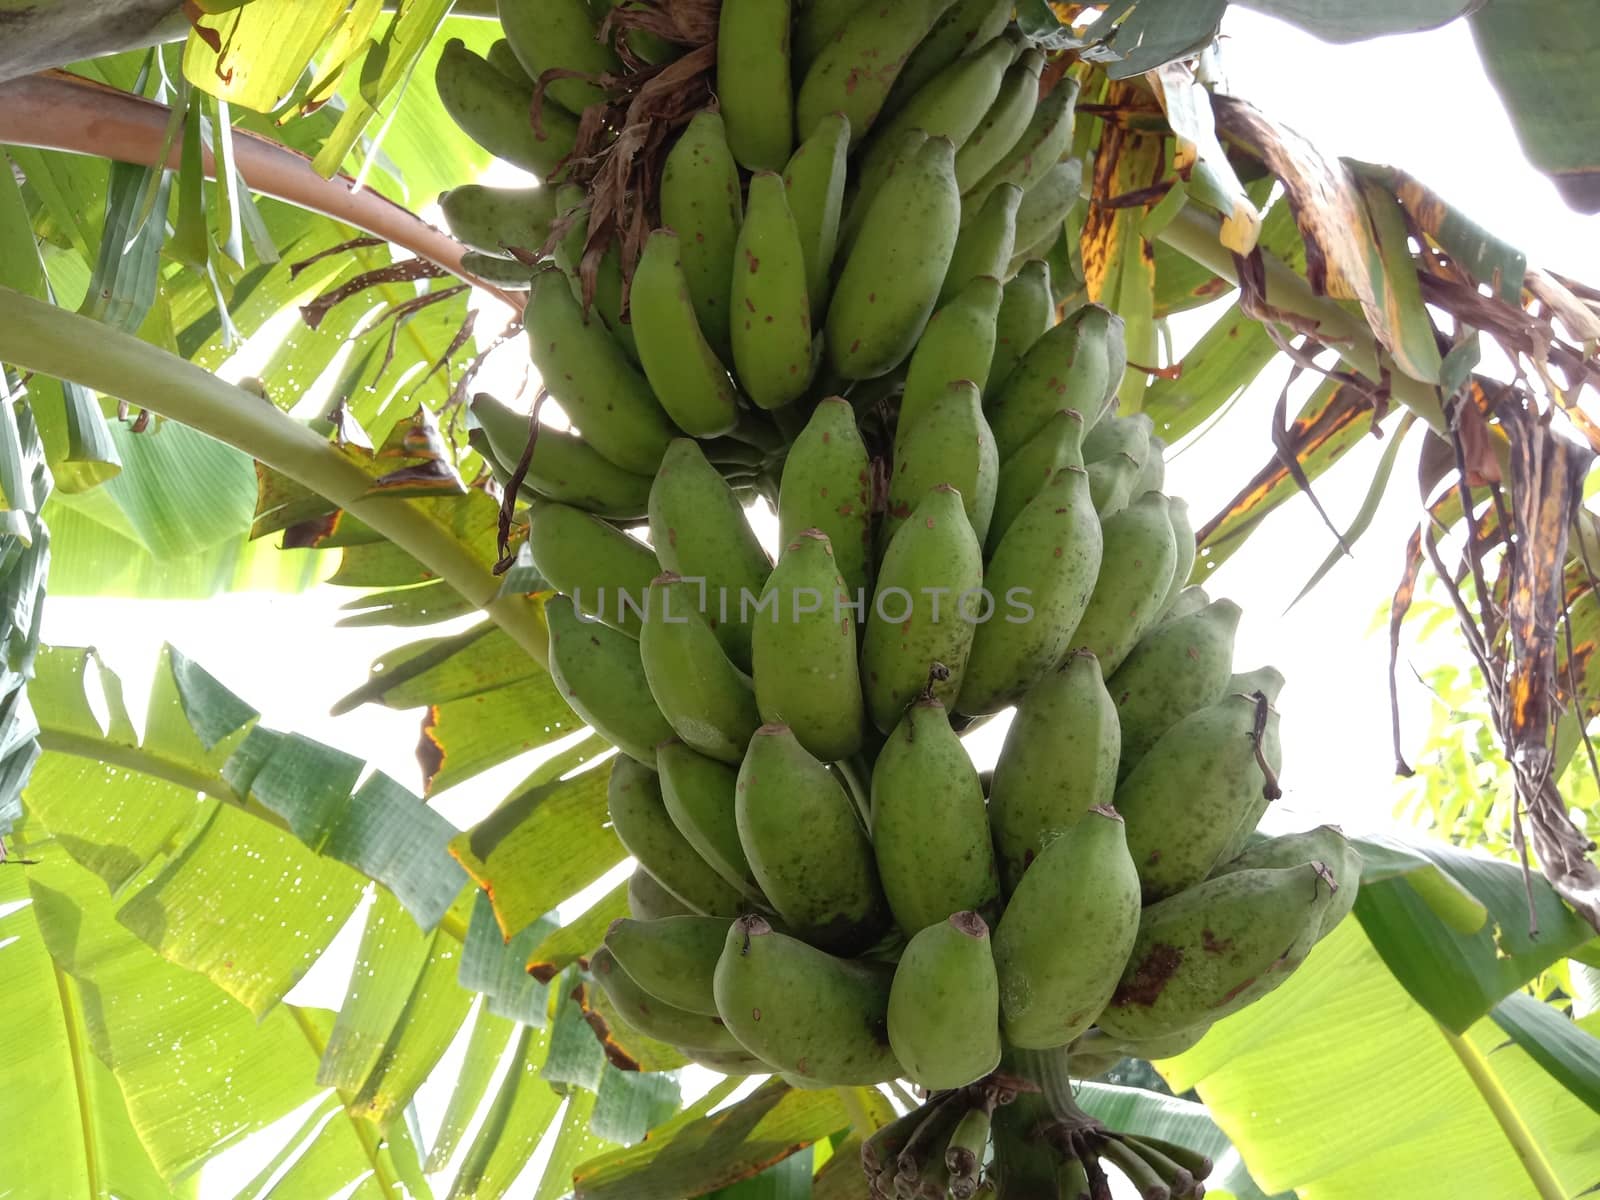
[[35, 8, 1600, 1198]]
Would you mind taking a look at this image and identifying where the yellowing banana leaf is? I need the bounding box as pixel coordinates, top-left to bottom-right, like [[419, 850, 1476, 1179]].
[[1160, 918, 1600, 1200], [183, 0, 350, 113]]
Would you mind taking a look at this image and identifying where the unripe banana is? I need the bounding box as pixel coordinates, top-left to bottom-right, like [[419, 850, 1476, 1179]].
[[682, 1047, 766, 1075], [1212, 824, 1362, 939], [751, 531, 865, 762], [729, 172, 815, 409], [1008, 159, 1084, 266], [986, 259, 1052, 395], [993, 806, 1141, 1048], [887, 912, 1002, 1088], [656, 740, 765, 901], [871, 697, 1000, 934], [550, 186, 639, 360], [717, 0, 794, 171], [861, 484, 984, 731], [589, 945, 744, 1051], [861, 32, 1016, 205], [435, 40, 578, 179], [1161, 585, 1211, 626], [832, 127, 925, 268], [782, 111, 850, 317], [987, 650, 1119, 894], [648, 438, 772, 670], [735, 725, 889, 953], [627, 867, 692, 920], [958, 465, 1104, 714], [1082, 410, 1153, 463], [1164, 497, 1197, 611], [439, 184, 557, 256], [953, 49, 1043, 193], [606, 755, 747, 916], [776, 398, 873, 605], [525, 268, 675, 474], [792, 0, 858, 74], [985, 408, 1083, 555], [604, 915, 730, 1016], [498, 0, 620, 115], [899, 275, 1003, 431], [546, 595, 673, 764], [469, 393, 651, 518], [945, 183, 1021, 301], [882, 0, 1014, 118], [986, 304, 1126, 458], [1066, 492, 1178, 675], [1083, 412, 1154, 517], [1116, 689, 1282, 901], [965, 77, 1080, 212], [640, 574, 762, 764], [1220, 664, 1288, 856], [713, 914, 899, 1084], [459, 251, 536, 288], [630, 229, 740, 436], [486, 38, 533, 86], [1097, 864, 1336, 1042], [1108, 598, 1241, 777], [660, 112, 743, 358], [527, 501, 658, 636], [884, 380, 998, 547], [794, 0, 957, 148], [827, 137, 961, 380]]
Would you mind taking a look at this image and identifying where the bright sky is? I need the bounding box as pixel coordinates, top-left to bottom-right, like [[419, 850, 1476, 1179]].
[[36, 9, 1600, 1198]]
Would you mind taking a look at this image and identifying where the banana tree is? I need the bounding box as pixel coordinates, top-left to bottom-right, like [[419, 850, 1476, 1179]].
[[1, 2, 1598, 1198]]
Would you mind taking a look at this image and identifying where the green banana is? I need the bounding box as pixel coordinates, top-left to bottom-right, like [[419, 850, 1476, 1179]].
[[1097, 863, 1336, 1042], [550, 185, 639, 360], [718, 0, 794, 171], [546, 595, 673, 764], [1164, 497, 1197, 611], [439, 184, 556, 255], [953, 49, 1043, 193], [945, 1104, 993, 1193], [1136, 434, 1168, 497], [1086, 451, 1142, 517], [992, 806, 1141, 1049], [776, 398, 873, 604], [827, 137, 961, 380], [832, 127, 925, 268], [1218, 665, 1288, 858], [469, 393, 651, 518], [782, 111, 850, 317], [660, 112, 743, 358], [986, 258, 1052, 395], [1116, 688, 1283, 901], [1108, 598, 1241, 776], [1065, 492, 1178, 675], [713, 914, 899, 1084], [887, 912, 1001, 1088], [627, 867, 692, 920], [986, 304, 1126, 458], [946, 182, 1021, 301], [524, 268, 675, 474], [656, 740, 765, 901], [606, 755, 747, 917], [861, 484, 984, 732], [1008, 159, 1084, 266], [459, 251, 536, 288], [882, 0, 1014, 118], [987, 650, 1120, 893], [648, 438, 772, 671], [751, 531, 865, 762], [604, 915, 730, 1016], [965, 77, 1080, 212], [640, 574, 761, 764], [1083, 412, 1153, 516], [1056, 1155, 1091, 1200], [730, 172, 815, 409], [984, 407, 1084, 556], [735, 725, 889, 952], [630, 228, 740, 436], [589, 945, 743, 1051], [1229, 666, 1286, 701], [794, 0, 956, 148], [958, 465, 1103, 714], [792, 0, 858, 74], [899, 275, 1003, 431], [884, 380, 998, 547], [1161, 585, 1211, 626], [861, 32, 1016, 206], [1120, 1136, 1201, 1196], [435, 40, 578, 180], [1212, 825, 1362, 938], [871, 697, 1000, 934], [497, 0, 620, 115], [485, 38, 533, 86], [527, 501, 658, 636]]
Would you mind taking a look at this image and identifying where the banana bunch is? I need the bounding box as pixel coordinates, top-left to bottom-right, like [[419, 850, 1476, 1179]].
[[436, 2, 1364, 1192]]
